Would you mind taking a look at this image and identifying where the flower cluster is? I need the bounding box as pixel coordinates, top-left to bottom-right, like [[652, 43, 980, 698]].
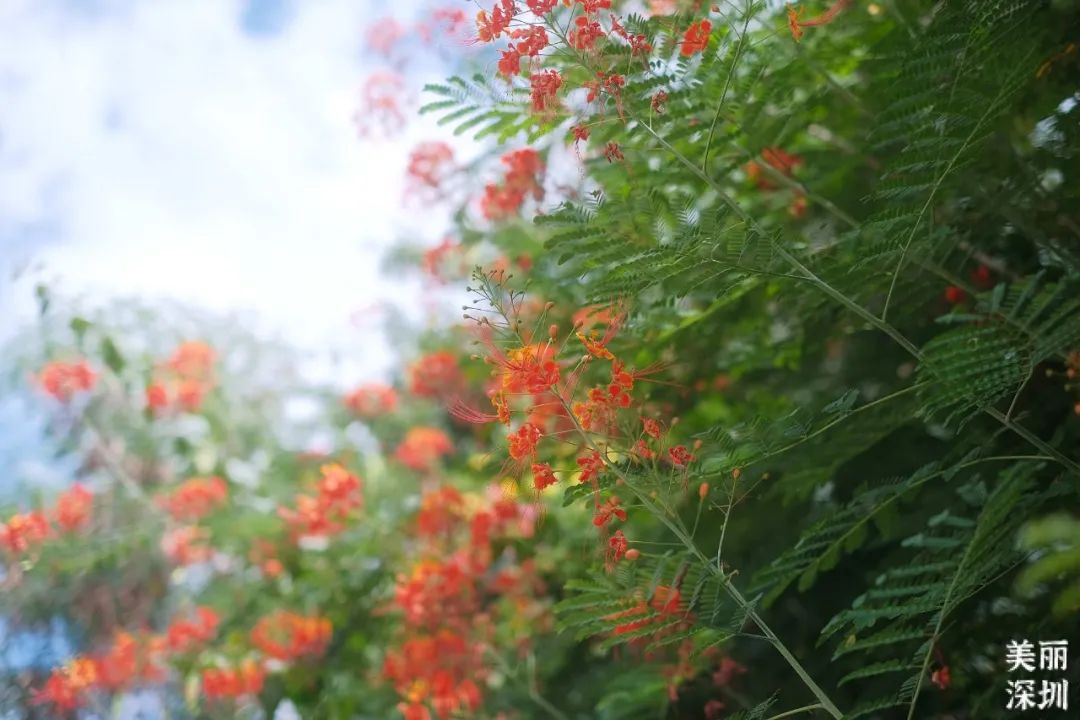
[[408, 350, 464, 398], [32, 617, 203, 714], [202, 660, 266, 700], [480, 148, 545, 221], [157, 476, 228, 522], [278, 463, 364, 542], [145, 340, 217, 414], [344, 382, 400, 417], [384, 481, 546, 720], [249, 611, 332, 661], [37, 360, 97, 402], [395, 427, 455, 472], [405, 141, 456, 201], [1, 484, 93, 556]]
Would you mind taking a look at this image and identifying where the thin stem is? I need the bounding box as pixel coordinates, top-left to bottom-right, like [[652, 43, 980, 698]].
[[487, 649, 570, 720], [715, 469, 739, 568], [553, 392, 844, 719], [703, 0, 754, 174], [764, 703, 825, 720]]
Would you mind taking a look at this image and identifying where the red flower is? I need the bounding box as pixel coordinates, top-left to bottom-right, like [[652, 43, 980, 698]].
[[37, 360, 96, 401], [166, 606, 219, 653], [532, 462, 558, 491], [931, 664, 951, 690], [651, 585, 682, 615], [92, 631, 167, 691], [202, 659, 265, 699], [32, 659, 98, 713], [53, 484, 93, 532], [527, 0, 557, 14], [577, 450, 605, 484], [593, 496, 627, 527], [642, 417, 661, 439], [498, 48, 521, 76], [365, 16, 405, 56], [475, 0, 515, 42], [279, 464, 363, 541], [786, 1, 850, 42], [250, 611, 332, 661], [668, 445, 695, 468], [704, 699, 727, 719], [344, 382, 399, 416], [712, 656, 747, 686], [944, 286, 967, 305], [680, 19, 712, 56], [406, 141, 455, 192], [970, 263, 993, 289], [145, 382, 169, 411], [606, 529, 628, 568], [508, 422, 543, 460], [512, 25, 549, 56], [569, 16, 604, 50], [395, 427, 454, 472], [530, 69, 563, 112], [0, 511, 50, 555], [408, 351, 463, 398], [416, 486, 466, 537]]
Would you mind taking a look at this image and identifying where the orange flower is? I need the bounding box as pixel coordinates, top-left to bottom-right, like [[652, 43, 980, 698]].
[[786, 1, 850, 42], [0, 511, 50, 554], [37, 360, 96, 401], [175, 378, 208, 412], [166, 340, 215, 380], [250, 611, 331, 661], [408, 351, 463, 398], [53, 484, 93, 532], [680, 19, 712, 56], [278, 464, 363, 541], [159, 476, 228, 522], [202, 659, 265, 699], [395, 427, 454, 472]]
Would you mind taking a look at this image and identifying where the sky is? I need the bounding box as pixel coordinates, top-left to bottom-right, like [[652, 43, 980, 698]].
[[0, 0, 463, 384]]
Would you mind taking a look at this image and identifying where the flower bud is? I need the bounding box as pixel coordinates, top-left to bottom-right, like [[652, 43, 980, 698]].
[[698, 482, 709, 500], [625, 548, 640, 561]]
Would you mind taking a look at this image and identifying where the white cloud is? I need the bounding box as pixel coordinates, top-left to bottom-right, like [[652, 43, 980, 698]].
[[0, 0, 457, 383]]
